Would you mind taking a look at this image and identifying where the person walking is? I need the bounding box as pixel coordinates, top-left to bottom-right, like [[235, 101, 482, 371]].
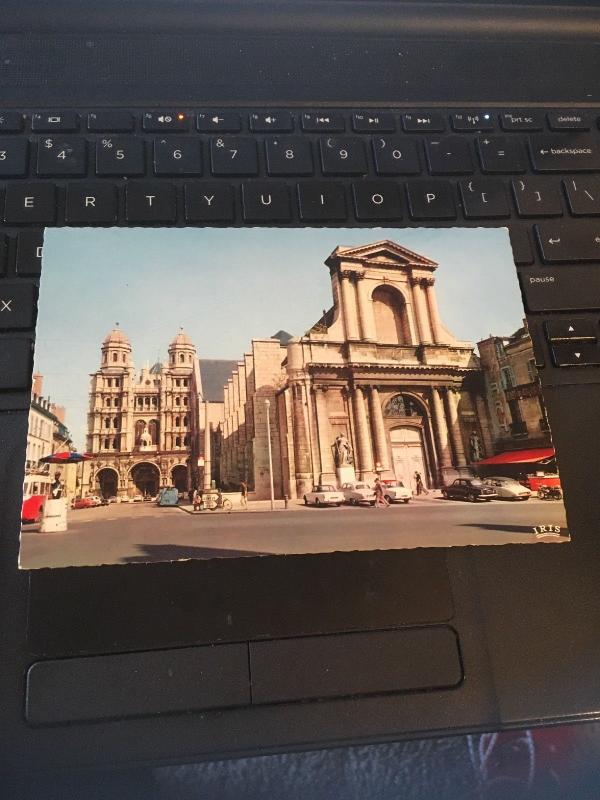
[[414, 470, 428, 495], [240, 480, 248, 509], [192, 487, 203, 512], [373, 478, 389, 508]]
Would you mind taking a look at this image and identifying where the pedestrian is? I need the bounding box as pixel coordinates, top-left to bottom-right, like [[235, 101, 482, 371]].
[[373, 478, 389, 508], [240, 480, 248, 509], [188, 487, 194, 506], [50, 472, 62, 499], [192, 487, 203, 512], [414, 471, 428, 495]]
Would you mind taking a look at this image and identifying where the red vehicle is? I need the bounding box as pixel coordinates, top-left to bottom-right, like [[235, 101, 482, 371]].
[[520, 473, 561, 493], [21, 475, 53, 523], [72, 496, 98, 509]]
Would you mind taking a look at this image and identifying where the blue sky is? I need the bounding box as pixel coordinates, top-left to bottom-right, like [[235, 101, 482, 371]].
[[36, 227, 523, 449]]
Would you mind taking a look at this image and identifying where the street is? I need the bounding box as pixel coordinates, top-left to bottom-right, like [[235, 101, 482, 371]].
[[20, 495, 570, 569]]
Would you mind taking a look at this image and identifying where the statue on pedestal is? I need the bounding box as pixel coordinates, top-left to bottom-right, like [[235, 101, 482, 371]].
[[469, 430, 484, 462], [139, 429, 152, 447], [333, 433, 354, 467]]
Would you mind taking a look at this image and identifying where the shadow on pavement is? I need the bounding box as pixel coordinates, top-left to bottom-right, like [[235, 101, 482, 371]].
[[459, 522, 538, 534], [122, 543, 273, 563]]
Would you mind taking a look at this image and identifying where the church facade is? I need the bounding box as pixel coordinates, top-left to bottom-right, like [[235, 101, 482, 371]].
[[220, 240, 496, 499]]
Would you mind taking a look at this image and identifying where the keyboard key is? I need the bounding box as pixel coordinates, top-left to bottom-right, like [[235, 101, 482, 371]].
[[301, 113, 345, 132], [36, 136, 87, 177], [153, 137, 203, 176], [508, 226, 534, 265], [425, 137, 473, 175], [87, 111, 134, 132], [4, 184, 56, 224], [551, 342, 600, 366], [184, 182, 235, 222], [352, 113, 395, 133], [545, 318, 597, 342], [96, 137, 145, 176], [319, 137, 367, 175], [0, 235, 6, 275], [511, 178, 563, 217], [265, 138, 313, 176], [450, 111, 495, 132], [197, 112, 241, 133], [249, 112, 294, 132], [16, 231, 44, 275], [406, 180, 456, 220], [352, 181, 402, 220], [0, 138, 28, 177], [459, 179, 509, 218], [0, 282, 38, 330], [65, 182, 118, 224], [563, 177, 600, 215], [32, 112, 78, 132], [372, 136, 420, 175], [500, 111, 544, 131], [210, 137, 258, 176], [242, 182, 291, 221], [125, 182, 176, 223], [297, 181, 346, 221], [0, 112, 24, 133], [402, 113, 445, 133], [521, 267, 600, 312], [142, 111, 190, 132], [547, 111, 590, 131], [535, 220, 600, 262], [529, 134, 600, 172], [0, 337, 33, 390], [478, 136, 527, 173]]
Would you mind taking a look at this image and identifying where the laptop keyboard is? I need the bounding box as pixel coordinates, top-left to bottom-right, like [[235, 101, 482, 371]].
[[0, 107, 600, 392]]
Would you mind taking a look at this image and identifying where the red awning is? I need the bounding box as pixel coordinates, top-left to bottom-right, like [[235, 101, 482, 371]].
[[476, 448, 555, 466]]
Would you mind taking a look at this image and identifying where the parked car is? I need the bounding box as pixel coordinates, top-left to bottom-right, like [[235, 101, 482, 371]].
[[72, 496, 98, 509], [482, 476, 531, 501], [380, 479, 411, 504], [441, 478, 497, 502], [106, 496, 119, 504], [304, 485, 345, 507], [341, 481, 376, 506], [132, 494, 144, 503]]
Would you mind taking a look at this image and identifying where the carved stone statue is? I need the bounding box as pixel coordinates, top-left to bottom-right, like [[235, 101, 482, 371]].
[[139, 429, 152, 447], [333, 433, 354, 467], [469, 430, 483, 462]]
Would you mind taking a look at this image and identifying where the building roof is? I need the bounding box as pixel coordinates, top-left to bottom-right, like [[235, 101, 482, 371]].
[[271, 329, 293, 345], [199, 360, 239, 402], [149, 361, 163, 374], [103, 327, 130, 346], [170, 329, 194, 348]]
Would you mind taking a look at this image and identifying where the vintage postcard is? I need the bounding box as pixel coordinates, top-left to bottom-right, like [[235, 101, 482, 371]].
[[19, 227, 569, 568]]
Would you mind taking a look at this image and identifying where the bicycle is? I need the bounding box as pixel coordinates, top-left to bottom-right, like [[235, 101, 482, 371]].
[[203, 492, 233, 512]]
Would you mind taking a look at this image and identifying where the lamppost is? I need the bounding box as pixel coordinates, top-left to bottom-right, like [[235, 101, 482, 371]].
[[265, 398, 275, 511]]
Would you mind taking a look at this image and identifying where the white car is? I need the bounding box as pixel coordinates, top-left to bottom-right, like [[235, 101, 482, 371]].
[[482, 476, 532, 500], [132, 494, 144, 503], [303, 485, 345, 507], [380, 480, 411, 504], [341, 481, 376, 506]]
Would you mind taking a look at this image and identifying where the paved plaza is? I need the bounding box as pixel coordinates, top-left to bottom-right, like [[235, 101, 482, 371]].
[[20, 495, 569, 569]]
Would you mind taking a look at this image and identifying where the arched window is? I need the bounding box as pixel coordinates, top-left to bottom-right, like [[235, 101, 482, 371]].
[[112, 437, 118, 449], [113, 417, 119, 429], [107, 378, 112, 388], [175, 436, 181, 447], [188, 354, 192, 363], [179, 353, 185, 363], [104, 437, 110, 449], [104, 417, 110, 428], [183, 415, 188, 427], [112, 352, 118, 362], [175, 396, 181, 406], [148, 419, 158, 445], [183, 397, 188, 407], [115, 378, 120, 387], [152, 397, 157, 406], [372, 286, 411, 345], [175, 416, 181, 427], [105, 397, 111, 406], [134, 420, 146, 445], [183, 379, 188, 387], [384, 394, 423, 418]]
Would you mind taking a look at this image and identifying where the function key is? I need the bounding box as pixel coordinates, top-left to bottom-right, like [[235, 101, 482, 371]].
[[249, 112, 293, 132], [500, 111, 544, 131], [88, 111, 134, 132], [31, 112, 78, 132], [301, 113, 345, 132], [545, 318, 597, 342], [401, 113, 445, 133], [548, 111, 590, 131], [197, 112, 241, 133], [352, 113, 395, 133], [142, 112, 189, 132], [450, 111, 494, 132], [0, 112, 24, 132]]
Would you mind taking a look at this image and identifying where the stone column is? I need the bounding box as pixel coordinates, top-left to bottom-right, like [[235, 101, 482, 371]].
[[203, 400, 212, 489], [314, 387, 335, 480], [340, 271, 360, 340], [445, 387, 467, 467], [431, 387, 453, 471], [424, 277, 443, 345], [369, 387, 389, 471], [355, 275, 377, 341], [475, 394, 494, 457], [411, 277, 433, 344], [291, 382, 312, 496], [352, 386, 374, 479]]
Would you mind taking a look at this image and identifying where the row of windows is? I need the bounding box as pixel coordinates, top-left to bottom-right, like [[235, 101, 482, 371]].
[[103, 352, 128, 364], [29, 415, 52, 441], [170, 353, 193, 365], [104, 378, 121, 388], [101, 435, 190, 450]]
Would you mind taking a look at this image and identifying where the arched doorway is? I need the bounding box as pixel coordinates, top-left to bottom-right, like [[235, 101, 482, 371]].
[[171, 464, 188, 493], [97, 467, 118, 499], [390, 426, 427, 494], [130, 462, 160, 497], [372, 286, 411, 344]]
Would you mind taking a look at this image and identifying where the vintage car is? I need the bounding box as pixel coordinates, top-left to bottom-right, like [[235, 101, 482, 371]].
[[483, 476, 532, 500], [72, 496, 101, 509], [341, 481, 376, 506], [380, 479, 411, 504], [303, 485, 345, 507], [441, 478, 498, 502]]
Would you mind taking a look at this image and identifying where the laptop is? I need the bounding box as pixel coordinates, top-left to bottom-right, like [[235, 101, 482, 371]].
[[2, 0, 600, 773]]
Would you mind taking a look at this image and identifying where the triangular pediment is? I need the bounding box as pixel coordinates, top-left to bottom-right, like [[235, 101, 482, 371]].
[[325, 240, 438, 270]]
